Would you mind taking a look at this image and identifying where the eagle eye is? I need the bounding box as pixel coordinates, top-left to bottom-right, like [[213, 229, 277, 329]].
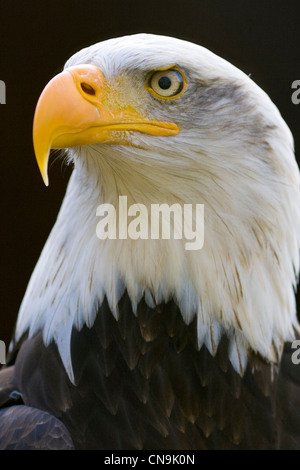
[[147, 68, 186, 99]]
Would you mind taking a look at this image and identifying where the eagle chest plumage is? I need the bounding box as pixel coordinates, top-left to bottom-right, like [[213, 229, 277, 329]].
[[1, 33, 300, 450], [8, 293, 294, 450]]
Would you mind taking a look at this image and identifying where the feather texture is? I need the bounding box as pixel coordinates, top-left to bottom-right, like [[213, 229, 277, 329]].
[[1, 33, 300, 449], [2, 294, 299, 449]]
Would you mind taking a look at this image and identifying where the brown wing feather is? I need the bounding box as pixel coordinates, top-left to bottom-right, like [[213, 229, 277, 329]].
[[1, 292, 299, 449], [0, 406, 74, 450]]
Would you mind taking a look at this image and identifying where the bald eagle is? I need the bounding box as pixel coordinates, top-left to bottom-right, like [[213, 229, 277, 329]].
[[0, 33, 300, 450]]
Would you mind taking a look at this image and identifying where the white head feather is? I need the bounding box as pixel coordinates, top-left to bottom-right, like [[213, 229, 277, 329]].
[[15, 34, 300, 382]]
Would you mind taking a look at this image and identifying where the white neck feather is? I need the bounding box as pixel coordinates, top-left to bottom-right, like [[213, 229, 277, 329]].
[[15, 121, 300, 383]]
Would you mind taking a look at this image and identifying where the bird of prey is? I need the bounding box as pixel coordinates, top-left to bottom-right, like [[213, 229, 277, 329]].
[[0, 33, 300, 450]]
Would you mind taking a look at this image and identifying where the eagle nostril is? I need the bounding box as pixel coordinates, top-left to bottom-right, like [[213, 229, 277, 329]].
[[80, 82, 96, 96]]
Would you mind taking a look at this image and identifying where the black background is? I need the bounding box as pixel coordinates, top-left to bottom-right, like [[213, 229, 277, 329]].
[[1, 0, 300, 346]]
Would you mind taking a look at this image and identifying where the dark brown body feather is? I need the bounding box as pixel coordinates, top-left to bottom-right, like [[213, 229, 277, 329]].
[[0, 292, 300, 449]]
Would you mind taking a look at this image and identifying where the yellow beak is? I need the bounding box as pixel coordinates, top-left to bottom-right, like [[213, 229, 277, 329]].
[[33, 64, 179, 185]]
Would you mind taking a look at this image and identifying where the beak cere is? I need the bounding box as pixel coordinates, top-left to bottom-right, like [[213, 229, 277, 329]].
[[33, 64, 179, 185]]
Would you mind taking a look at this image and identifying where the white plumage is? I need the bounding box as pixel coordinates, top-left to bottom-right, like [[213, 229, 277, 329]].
[[15, 33, 300, 384]]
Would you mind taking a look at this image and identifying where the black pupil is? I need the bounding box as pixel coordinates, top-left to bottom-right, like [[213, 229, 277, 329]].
[[158, 76, 171, 90]]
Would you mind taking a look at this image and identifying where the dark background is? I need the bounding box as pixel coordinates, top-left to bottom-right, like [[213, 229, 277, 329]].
[[1, 0, 300, 346]]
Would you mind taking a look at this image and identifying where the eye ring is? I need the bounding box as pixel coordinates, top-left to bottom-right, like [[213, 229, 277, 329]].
[[147, 68, 186, 99]]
